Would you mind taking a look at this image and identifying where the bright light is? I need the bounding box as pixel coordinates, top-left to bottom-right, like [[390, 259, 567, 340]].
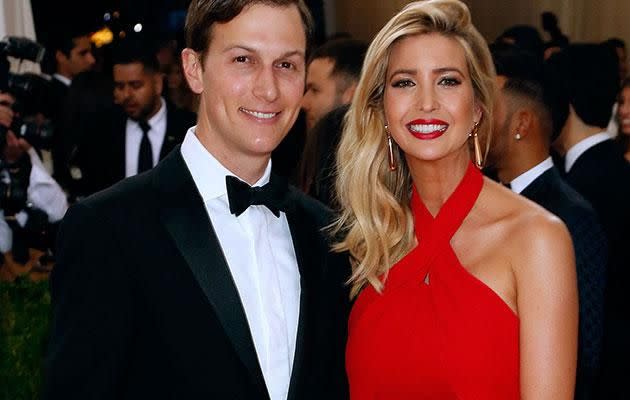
[[91, 27, 114, 47], [134, 23, 143, 33], [104, 13, 111, 21]]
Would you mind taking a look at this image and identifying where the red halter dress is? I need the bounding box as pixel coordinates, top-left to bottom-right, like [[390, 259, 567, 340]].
[[346, 163, 519, 399]]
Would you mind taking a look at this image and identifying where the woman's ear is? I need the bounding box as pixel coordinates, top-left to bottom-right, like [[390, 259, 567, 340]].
[[474, 102, 483, 125], [181, 48, 204, 94]]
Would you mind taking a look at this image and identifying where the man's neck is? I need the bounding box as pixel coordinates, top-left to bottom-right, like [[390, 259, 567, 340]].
[[554, 113, 605, 156], [496, 135, 549, 184], [53, 72, 72, 86]]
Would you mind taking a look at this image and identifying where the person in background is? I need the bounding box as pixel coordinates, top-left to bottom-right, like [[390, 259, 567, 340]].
[[490, 44, 607, 399], [74, 40, 195, 195], [541, 11, 569, 60], [615, 76, 630, 161], [546, 43, 630, 399], [334, 0, 577, 398], [0, 92, 67, 260], [45, 27, 96, 190], [604, 38, 628, 137], [301, 38, 367, 131], [299, 38, 367, 205]]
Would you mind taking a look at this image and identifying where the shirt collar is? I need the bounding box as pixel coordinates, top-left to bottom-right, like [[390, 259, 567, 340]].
[[53, 74, 71, 86], [180, 127, 271, 202], [564, 131, 612, 172], [509, 156, 554, 194]]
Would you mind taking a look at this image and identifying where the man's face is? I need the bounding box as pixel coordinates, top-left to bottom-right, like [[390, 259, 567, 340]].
[[113, 62, 163, 121], [302, 57, 343, 130], [62, 36, 95, 78], [487, 80, 514, 169], [184, 3, 306, 164]]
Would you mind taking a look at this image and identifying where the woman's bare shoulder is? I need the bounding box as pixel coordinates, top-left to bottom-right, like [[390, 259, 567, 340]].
[[476, 177, 573, 268]]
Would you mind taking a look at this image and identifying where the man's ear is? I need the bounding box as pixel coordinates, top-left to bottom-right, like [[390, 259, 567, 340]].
[[153, 72, 164, 96], [181, 48, 204, 94], [513, 108, 534, 139], [55, 50, 68, 66], [341, 82, 358, 104]]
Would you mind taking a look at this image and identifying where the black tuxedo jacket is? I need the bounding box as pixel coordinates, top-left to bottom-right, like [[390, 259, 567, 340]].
[[76, 103, 195, 196], [520, 166, 607, 399], [43, 148, 351, 399], [564, 139, 630, 398]]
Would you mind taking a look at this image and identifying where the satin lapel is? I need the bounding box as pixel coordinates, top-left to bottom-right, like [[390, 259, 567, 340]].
[[155, 149, 268, 398], [284, 189, 317, 400]]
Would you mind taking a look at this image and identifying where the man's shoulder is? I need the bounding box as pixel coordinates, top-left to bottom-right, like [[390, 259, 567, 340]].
[[78, 171, 152, 213]]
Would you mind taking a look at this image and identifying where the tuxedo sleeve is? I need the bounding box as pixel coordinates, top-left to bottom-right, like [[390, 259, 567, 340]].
[[43, 202, 133, 399]]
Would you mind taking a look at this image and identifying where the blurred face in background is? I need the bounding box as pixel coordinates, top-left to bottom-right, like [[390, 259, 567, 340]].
[[617, 85, 630, 136], [57, 36, 95, 78], [302, 57, 342, 130], [113, 62, 163, 121]]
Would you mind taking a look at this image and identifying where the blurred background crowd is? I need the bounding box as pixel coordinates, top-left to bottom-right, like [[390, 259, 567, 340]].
[[0, 0, 629, 399]]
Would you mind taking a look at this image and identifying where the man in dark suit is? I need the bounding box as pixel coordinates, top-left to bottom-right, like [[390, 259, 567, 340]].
[[45, 28, 96, 191], [489, 45, 608, 400], [43, 1, 350, 399], [75, 42, 195, 196], [545, 43, 630, 399]]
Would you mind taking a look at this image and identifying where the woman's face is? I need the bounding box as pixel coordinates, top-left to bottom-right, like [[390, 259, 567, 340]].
[[617, 86, 630, 136], [383, 33, 480, 165]]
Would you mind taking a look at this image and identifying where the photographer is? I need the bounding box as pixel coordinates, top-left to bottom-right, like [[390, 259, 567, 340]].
[[0, 92, 67, 260]]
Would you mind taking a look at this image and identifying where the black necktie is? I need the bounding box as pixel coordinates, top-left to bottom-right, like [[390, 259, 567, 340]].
[[137, 120, 153, 173], [225, 175, 289, 217]]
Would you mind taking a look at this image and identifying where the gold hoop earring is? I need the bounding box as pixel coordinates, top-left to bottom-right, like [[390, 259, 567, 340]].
[[387, 134, 397, 171], [469, 120, 483, 169]]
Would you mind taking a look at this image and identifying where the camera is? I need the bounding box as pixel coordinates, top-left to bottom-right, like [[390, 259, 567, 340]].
[[0, 36, 53, 150]]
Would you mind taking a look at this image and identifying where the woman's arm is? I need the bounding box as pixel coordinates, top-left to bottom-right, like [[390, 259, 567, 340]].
[[515, 213, 578, 400]]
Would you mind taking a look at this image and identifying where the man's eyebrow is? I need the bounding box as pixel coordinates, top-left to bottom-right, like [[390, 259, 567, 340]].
[[224, 45, 305, 59]]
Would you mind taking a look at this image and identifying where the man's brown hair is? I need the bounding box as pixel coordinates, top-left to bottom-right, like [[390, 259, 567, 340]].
[[185, 0, 314, 63]]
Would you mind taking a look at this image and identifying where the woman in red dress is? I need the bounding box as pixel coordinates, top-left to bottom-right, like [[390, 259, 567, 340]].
[[332, 1, 578, 398]]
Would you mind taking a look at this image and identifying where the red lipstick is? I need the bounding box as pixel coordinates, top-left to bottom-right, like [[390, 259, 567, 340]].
[[406, 118, 449, 140]]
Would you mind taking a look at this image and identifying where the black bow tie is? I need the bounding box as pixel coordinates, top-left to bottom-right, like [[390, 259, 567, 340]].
[[225, 175, 289, 217]]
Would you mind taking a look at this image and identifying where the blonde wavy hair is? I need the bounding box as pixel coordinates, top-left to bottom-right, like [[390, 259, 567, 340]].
[[332, 0, 496, 298]]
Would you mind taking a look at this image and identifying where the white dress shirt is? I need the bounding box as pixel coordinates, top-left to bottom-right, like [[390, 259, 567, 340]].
[[125, 98, 167, 177], [180, 127, 300, 400], [508, 156, 555, 194], [564, 131, 612, 173], [0, 148, 68, 252], [52, 73, 71, 87]]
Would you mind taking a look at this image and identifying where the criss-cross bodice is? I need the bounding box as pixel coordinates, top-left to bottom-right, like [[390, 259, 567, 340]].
[[346, 163, 519, 400]]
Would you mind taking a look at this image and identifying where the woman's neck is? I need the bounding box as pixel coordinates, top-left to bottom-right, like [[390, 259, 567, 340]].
[[407, 151, 471, 217]]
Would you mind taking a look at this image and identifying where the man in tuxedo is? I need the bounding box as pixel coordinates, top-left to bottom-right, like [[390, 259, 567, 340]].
[[546, 43, 630, 399], [43, 1, 351, 399], [75, 42, 195, 196], [45, 28, 96, 190], [489, 45, 608, 399]]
